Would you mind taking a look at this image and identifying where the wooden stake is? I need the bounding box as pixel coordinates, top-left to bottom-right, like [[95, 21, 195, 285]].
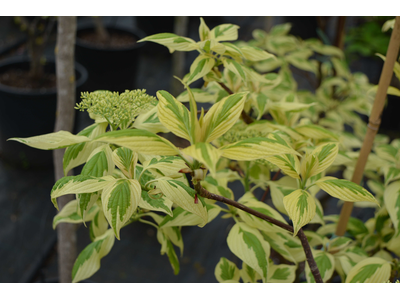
[[336, 16, 400, 236], [54, 16, 78, 283]]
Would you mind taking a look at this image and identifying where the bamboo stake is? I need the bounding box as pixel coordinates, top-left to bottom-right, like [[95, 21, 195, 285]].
[[334, 17, 346, 50], [336, 16, 400, 236], [171, 16, 189, 96]]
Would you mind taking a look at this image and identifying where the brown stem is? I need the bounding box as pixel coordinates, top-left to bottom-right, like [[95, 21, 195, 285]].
[[336, 16, 400, 236], [261, 169, 281, 202], [334, 17, 346, 50], [195, 182, 323, 283]]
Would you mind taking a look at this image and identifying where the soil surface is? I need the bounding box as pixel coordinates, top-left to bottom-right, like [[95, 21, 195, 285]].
[[0, 68, 56, 90], [77, 30, 136, 49]]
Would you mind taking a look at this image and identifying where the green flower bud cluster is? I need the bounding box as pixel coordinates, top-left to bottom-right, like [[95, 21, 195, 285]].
[[219, 128, 267, 145], [76, 89, 157, 129]]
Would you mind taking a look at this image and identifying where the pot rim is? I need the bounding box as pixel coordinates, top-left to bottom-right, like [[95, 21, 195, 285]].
[[76, 24, 146, 52], [0, 56, 88, 96]]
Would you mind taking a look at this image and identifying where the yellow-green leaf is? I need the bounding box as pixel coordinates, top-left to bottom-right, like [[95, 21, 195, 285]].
[[8, 130, 90, 150], [315, 176, 379, 205], [220, 132, 298, 161], [156, 90, 192, 142], [157, 179, 208, 227], [181, 142, 222, 177], [283, 189, 316, 236], [138, 33, 198, 53], [53, 200, 99, 229], [101, 179, 141, 239], [186, 54, 215, 85], [112, 147, 137, 179], [295, 124, 339, 141], [94, 129, 179, 156], [239, 45, 276, 62], [227, 222, 270, 282], [264, 153, 301, 179], [210, 23, 239, 42], [72, 229, 115, 283], [202, 92, 248, 143], [132, 105, 169, 134]]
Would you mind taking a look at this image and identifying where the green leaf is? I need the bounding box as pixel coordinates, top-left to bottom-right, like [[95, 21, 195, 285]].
[[345, 257, 391, 283], [9, 130, 91, 150], [94, 129, 179, 156], [315, 176, 379, 205], [101, 179, 141, 239], [227, 222, 270, 282], [72, 229, 115, 283], [202, 92, 248, 143], [283, 189, 316, 236], [215, 257, 240, 283]]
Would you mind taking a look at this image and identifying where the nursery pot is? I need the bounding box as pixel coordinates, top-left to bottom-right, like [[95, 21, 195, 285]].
[[75, 25, 145, 93], [0, 56, 88, 169]]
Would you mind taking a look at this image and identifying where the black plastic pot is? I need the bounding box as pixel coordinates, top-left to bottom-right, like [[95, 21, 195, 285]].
[[75, 25, 145, 93], [0, 56, 88, 169]]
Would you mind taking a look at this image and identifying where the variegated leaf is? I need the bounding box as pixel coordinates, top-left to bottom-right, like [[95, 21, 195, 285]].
[[265, 153, 301, 179], [383, 181, 400, 236], [53, 200, 99, 229], [101, 179, 141, 239], [220, 132, 298, 161], [269, 176, 298, 215], [76, 192, 100, 220], [345, 257, 391, 283], [239, 45, 276, 62], [94, 129, 179, 156], [181, 142, 222, 177], [240, 262, 261, 283], [283, 189, 316, 236], [81, 144, 114, 177], [198, 17, 210, 41], [157, 179, 208, 227], [384, 166, 400, 185], [142, 156, 187, 178], [222, 58, 247, 82], [156, 90, 192, 142], [156, 230, 180, 275], [327, 237, 353, 253], [89, 209, 109, 241], [315, 176, 378, 205], [162, 226, 184, 257], [202, 92, 248, 143], [227, 222, 270, 282], [268, 264, 296, 283], [261, 231, 305, 263], [215, 257, 241, 283], [176, 88, 217, 103], [237, 192, 288, 233], [72, 229, 115, 283], [132, 105, 169, 134], [51, 175, 115, 210], [295, 124, 339, 141], [9, 130, 90, 150], [63, 122, 108, 175], [112, 147, 137, 179], [138, 33, 198, 53], [305, 250, 335, 283], [210, 23, 239, 42], [301, 143, 339, 180], [186, 54, 215, 85], [139, 191, 173, 217]]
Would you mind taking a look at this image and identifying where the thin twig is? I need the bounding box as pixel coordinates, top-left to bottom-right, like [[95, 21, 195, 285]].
[[195, 182, 323, 283], [260, 169, 281, 202]]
